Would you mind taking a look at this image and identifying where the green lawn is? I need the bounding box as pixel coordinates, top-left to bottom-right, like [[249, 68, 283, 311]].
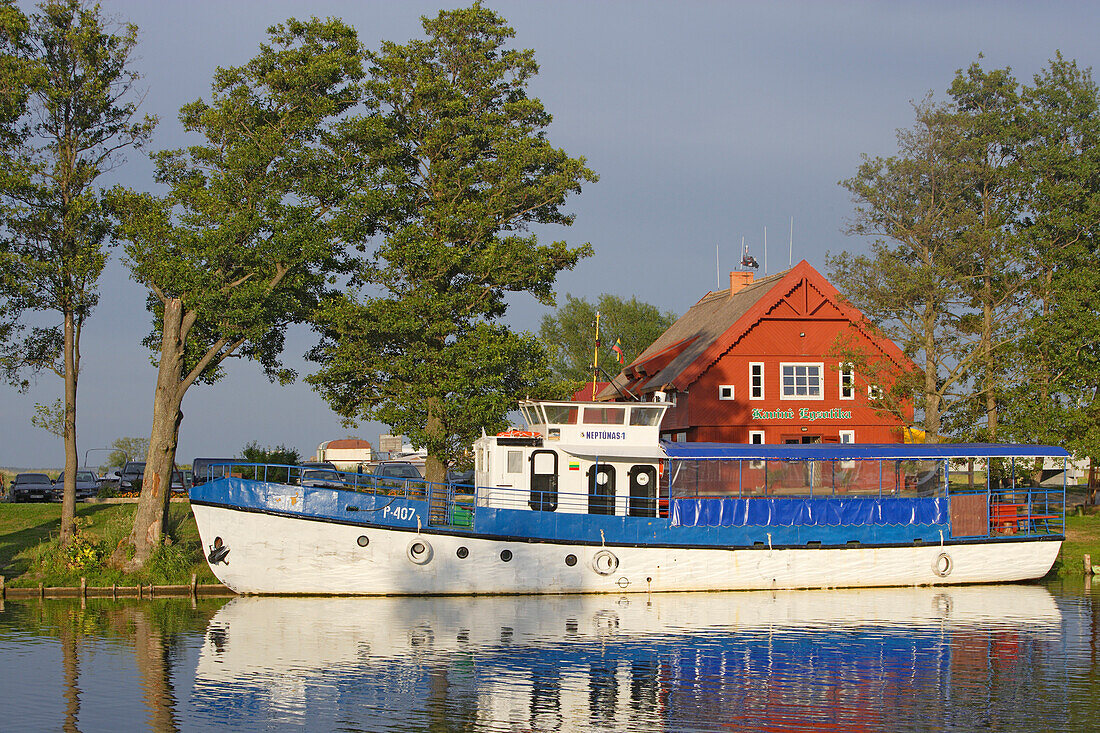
[[0, 501, 219, 587], [1053, 512, 1100, 577]]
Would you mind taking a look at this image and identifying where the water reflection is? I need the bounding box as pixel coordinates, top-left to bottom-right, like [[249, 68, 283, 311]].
[[0, 586, 1094, 731], [191, 587, 1066, 732]]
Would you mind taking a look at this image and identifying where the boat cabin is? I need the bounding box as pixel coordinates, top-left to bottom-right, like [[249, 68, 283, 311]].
[[473, 401, 670, 517]]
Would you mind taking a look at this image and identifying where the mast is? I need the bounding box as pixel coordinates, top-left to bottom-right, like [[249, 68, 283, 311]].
[[591, 311, 601, 400]]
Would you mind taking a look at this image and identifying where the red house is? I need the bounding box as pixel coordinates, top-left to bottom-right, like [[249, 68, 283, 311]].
[[599, 260, 914, 444]]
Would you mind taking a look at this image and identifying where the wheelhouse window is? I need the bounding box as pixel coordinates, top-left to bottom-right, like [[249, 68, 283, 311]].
[[839, 363, 855, 400], [750, 363, 764, 399], [582, 406, 625, 425], [781, 363, 823, 400], [629, 406, 663, 426], [542, 405, 578, 425], [719, 385, 735, 401]]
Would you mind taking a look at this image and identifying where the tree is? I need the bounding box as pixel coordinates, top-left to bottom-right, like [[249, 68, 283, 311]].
[[830, 99, 977, 442], [538, 293, 677, 387], [109, 17, 366, 568], [105, 436, 148, 469], [0, 0, 154, 545], [1002, 55, 1100, 467], [308, 4, 596, 481]]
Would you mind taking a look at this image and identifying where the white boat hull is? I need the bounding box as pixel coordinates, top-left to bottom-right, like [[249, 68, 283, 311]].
[[192, 503, 1062, 595]]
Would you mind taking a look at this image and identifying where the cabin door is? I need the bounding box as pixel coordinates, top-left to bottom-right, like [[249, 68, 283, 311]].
[[628, 465, 658, 517], [529, 450, 558, 511], [587, 464, 616, 515]]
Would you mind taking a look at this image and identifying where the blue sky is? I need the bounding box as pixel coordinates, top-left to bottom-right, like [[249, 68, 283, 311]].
[[3, 1, 1099, 468]]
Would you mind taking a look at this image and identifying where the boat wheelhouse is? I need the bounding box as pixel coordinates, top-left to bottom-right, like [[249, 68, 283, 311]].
[[189, 401, 1066, 595]]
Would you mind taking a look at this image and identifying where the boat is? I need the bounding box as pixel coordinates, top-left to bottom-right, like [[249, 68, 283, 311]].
[[188, 400, 1067, 595]]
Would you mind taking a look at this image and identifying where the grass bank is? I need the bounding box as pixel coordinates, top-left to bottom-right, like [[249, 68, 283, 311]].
[[1051, 512, 1100, 577], [0, 501, 219, 588]]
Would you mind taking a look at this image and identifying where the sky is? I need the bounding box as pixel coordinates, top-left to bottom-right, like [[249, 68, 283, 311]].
[[3, 0, 1099, 469]]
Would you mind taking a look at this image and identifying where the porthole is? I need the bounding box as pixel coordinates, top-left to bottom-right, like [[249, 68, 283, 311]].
[[565, 554, 577, 566], [407, 539, 433, 565], [500, 549, 513, 562], [456, 546, 469, 559], [357, 535, 370, 547]]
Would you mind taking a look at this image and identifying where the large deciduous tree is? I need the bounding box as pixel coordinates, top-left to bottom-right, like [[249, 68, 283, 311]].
[[829, 100, 976, 442], [110, 17, 366, 568], [308, 4, 597, 481], [538, 293, 677, 387], [0, 0, 153, 545]]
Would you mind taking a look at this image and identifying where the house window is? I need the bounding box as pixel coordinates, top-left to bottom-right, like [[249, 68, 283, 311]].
[[839, 363, 855, 400], [839, 430, 855, 444], [749, 430, 765, 444], [719, 385, 735, 401], [750, 363, 764, 400], [781, 363, 824, 400], [868, 384, 883, 400]]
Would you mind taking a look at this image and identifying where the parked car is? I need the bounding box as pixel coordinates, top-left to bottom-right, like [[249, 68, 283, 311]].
[[373, 461, 424, 480], [118, 461, 146, 492], [299, 461, 343, 488], [10, 473, 56, 502], [446, 468, 475, 486], [54, 470, 99, 500]]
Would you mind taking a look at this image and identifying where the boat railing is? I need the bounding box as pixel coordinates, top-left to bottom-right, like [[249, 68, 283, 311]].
[[196, 462, 477, 527]]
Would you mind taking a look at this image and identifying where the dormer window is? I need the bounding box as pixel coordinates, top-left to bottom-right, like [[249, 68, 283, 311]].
[[719, 385, 735, 401]]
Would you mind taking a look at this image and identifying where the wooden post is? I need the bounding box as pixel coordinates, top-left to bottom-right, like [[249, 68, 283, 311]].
[[111, 583, 117, 601], [1086, 554, 1093, 575], [0, 575, 5, 600], [190, 573, 197, 599], [38, 582, 44, 599], [80, 577, 87, 599], [137, 584, 142, 599]]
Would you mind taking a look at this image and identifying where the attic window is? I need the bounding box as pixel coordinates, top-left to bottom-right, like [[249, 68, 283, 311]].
[[781, 363, 823, 400], [719, 385, 735, 401]]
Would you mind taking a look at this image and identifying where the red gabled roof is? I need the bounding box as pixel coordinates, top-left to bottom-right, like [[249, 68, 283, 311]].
[[599, 260, 914, 399]]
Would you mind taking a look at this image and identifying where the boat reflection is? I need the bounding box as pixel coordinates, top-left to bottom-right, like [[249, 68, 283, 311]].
[[192, 586, 1065, 731]]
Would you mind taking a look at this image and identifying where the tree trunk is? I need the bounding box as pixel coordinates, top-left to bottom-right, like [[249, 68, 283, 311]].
[[60, 308, 78, 546], [129, 299, 187, 568], [982, 278, 998, 441], [424, 397, 446, 483]]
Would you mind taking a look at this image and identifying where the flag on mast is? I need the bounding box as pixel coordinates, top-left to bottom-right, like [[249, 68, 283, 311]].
[[612, 338, 624, 364]]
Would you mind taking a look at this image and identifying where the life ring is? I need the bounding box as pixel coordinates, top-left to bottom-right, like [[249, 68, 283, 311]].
[[407, 539, 433, 565], [932, 552, 952, 578], [591, 550, 619, 575], [497, 430, 541, 438]]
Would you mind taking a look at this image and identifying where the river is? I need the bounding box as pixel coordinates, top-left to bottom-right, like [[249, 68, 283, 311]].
[[1, 582, 1097, 731]]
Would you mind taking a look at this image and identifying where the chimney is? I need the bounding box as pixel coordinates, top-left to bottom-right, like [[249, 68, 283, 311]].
[[729, 271, 754, 296]]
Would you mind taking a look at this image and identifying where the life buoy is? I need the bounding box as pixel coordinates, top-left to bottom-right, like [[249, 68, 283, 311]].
[[407, 539, 433, 565], [932, 552, 952, 578], [497, 430, 541, 438]]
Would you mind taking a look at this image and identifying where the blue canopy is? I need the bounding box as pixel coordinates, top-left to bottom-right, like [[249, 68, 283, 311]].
[[660, 442, 1070, 461]]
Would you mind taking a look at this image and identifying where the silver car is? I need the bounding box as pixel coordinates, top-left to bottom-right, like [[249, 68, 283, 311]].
[[54, 470, 99, 500]]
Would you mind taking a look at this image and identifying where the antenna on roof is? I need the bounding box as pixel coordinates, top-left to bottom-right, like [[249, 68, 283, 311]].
[[716, 242, 720, 289], [789, 216, 793, 268], [764, 225, 768, 275], [739, 235, 758, 269]]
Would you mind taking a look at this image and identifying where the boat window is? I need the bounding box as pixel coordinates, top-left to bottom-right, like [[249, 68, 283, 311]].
[[582, 407, 625, 425], [507, 450, 523, 474], [543, 404, 578, 425], [519, 405, 533, 425], [628, 406, 663, 426]]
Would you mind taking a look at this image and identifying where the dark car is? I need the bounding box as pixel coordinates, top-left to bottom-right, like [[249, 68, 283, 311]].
[[191, 458, 236, 487], [11, 473, 56, 502], [446, 468, 475, 486], [54, 470, 99, 500], [373, 461, 423, 480], [118, 461, 146, 492]]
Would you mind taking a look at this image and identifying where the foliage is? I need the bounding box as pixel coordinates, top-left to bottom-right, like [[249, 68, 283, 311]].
[[106, 436, 149, 469], [241, 441, 301, 467], [538, 293, 677, 388], [31, 397, 65, 437], [308, 4, 596, 480]]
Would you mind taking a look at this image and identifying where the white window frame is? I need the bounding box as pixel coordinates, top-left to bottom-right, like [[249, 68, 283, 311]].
[[839, 430, 855, 444], [868, 384, 883, 400], [748, 430, 765, 444], [839, 363, 855, 401], [780, 362, 825, 401], [719, 384, 735, 401], [749, 362, 764, 400]]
